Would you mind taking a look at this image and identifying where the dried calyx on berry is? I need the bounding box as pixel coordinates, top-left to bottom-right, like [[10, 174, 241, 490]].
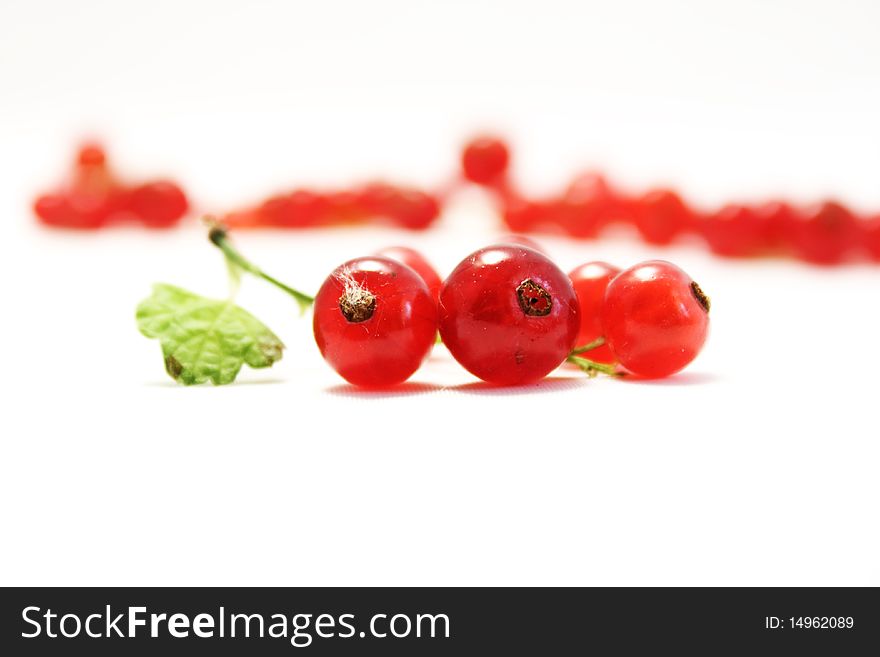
[[516, 279, 552, 316], [337, 274, 377, 323]]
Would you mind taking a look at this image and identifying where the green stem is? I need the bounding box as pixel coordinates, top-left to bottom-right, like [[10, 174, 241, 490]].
[[208, 224, 315, 313], [566, 354, 619, 378], [570, 336, 606, 355]]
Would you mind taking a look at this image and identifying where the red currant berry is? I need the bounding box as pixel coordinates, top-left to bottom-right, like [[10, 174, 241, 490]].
[[502, 197, 546, 232], [790, 201, 860, 265], [496, 233, 546, 253], [222, 209, 263, 229], [76, 144, 106, 167], [374, 245, 443, 301], [864, 216, 880, 262], [554, 173, 617, 238], [326, 190, 365, 223], [67, 192, 115, 228], [700, 204, 763, 257], [439, 245, 580, 385], [128, 180, 189, 228], [69, 156, 118, 207], [358, 182, 397, 215], [384, 189, 440, 230], [259, 194, 296, 226], [289, 189, 329, 226], [258, 190, 328, 227], [35, 191, 111, 229], [313, 256, 438, 387], [632, 189, 693, 245], [461, 136, 510, 185], [602, 260, 710, 378], [756, 201, 798, 251], [33, 194, 83, 228], [568, 261, 621, 364]]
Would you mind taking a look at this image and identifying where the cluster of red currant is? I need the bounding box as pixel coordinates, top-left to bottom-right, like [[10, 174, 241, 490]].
[[303, 238, 710, 387], [35, 140, 880, 266], [141, 221, 710, 387], [33, 145, 189, 229], [223, 183, 442, 231], [462, 137, 880, 265]]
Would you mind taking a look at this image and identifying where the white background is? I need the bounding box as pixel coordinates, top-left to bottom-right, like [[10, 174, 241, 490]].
[[1, 0, 878, 586]]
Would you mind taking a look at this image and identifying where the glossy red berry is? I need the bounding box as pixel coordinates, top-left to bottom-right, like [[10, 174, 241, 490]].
[[700, 204, 763, 257], [374, 246, 443, 301], [632, 189, 693, 245], [461, 136, 510, 185], [568, 261, 621, 364], [603, 260, 710, 378], [313, 256, 438, 387], [128, 181, 189, 227], [790, 201, 860, 265], [439, 245, 580, 385]]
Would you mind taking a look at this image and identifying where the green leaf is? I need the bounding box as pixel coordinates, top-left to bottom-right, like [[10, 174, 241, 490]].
[[136, 284, 284, 385]]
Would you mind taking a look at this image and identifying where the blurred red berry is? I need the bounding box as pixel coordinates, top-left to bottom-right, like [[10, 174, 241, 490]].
[[33, 194, 77, 227], [790, 201, 860, 265], [756, 201, 798, 252], [864, 217, 880, 261], [128, 180, 189, 228], [632, 189, 693, 245], [222, 209, 263, 229], [76, 144, 106, 167], [384, 189, 440, 230], [700, 204, 764, 257], [461, 136, 510, 185], [554, 173, 617, 238], [33, 193, 109, 229], [35, 143, 189, 230], [259, 194, 295, 226], [289, 190, 329, 226], [502, 197, 545, 232], [327, 190, 368, 223], [357, 182, 397, 215]]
